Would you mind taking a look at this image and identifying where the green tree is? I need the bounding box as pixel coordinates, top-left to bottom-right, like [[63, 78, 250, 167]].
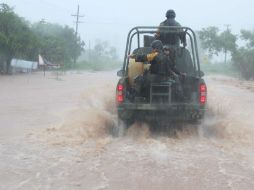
[[198, 26, 221, 57], [77, 40, 120, 70], [93, 40, 109, 57], [240, 30, 254, 48], [232, 30, 254, 80], [0, 4, 35, 73], [218, 29, 237, 63], [31, 22, 84, 65], [0, 3, 85, 73], [107, 47, 118, 60], [92, 40, 119, 61], [198, 26, 237, 64]]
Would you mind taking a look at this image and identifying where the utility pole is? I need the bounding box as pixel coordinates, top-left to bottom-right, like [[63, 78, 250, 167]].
[[223, 24, 231, 64], [88, 40, 91, 62], [39, 19, 46, 24], [71, 5, 84, 65], [225, 24, 230, 31]]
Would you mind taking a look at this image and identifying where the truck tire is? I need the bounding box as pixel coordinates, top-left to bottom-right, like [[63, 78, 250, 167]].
[[112, 118, 130, 137], [112, 118, 127, 137]]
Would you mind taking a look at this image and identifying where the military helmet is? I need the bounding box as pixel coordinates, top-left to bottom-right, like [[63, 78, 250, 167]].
[[151, 40, 163, 51], [166, 9, 176, 18]]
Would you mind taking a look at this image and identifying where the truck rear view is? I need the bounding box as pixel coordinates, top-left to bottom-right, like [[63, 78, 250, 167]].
[[114, 26, 207, 136]]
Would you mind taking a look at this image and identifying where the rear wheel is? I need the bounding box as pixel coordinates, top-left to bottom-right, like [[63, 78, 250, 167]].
[[112, 118, 133, 137]]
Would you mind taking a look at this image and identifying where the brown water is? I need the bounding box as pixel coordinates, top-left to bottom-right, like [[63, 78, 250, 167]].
[[0, 72, 254, 190]]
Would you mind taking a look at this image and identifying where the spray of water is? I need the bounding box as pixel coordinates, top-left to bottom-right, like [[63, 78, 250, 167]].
[[37, 75, 254, 148]]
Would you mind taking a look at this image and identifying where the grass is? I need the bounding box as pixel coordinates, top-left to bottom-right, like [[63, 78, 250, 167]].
[[62, 59, 121, 71], [76, 60, 120, 71], [200, 62, 238, 77]]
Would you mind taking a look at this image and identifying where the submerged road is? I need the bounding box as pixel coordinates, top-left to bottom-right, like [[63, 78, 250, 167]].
[[0, 72, 254, 190]]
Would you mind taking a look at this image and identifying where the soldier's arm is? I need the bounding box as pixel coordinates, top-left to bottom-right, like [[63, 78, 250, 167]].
[[146, 52, 158, 62], [176, 21, 181, 27], [130, 52, 158, 63], [171, 65, 187, 77], [155, 22, 164, 38], [171, 65, 181, 75]]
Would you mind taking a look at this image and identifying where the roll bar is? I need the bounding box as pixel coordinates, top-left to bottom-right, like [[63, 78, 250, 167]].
[[121, 26, 201, 78]]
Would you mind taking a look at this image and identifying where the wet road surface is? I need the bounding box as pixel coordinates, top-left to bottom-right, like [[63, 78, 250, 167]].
[[0, 72, 254, 190]]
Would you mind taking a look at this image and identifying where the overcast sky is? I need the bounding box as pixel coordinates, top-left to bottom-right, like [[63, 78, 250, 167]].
[[4, 0, 254, 55]]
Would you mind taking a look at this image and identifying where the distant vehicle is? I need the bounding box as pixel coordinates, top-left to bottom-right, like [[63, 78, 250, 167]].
[[114, 26, 207, 136], [11, 59, 38, 73]]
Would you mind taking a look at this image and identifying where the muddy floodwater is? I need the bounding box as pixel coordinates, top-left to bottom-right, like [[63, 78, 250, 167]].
[[0, 71, 254, 190]]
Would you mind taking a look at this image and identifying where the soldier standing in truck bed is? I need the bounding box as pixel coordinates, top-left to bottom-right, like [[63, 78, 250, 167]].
[[156, 9, 182, 46]]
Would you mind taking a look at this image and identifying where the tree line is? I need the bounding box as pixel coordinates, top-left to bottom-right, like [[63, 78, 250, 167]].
[[0, 3, 84, 74], [76, 39, 120, 70], [198, 26, 254, 80]]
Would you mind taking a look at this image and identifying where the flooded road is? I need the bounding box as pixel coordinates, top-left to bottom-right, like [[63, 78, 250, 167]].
[[0, 72, 254, 190]]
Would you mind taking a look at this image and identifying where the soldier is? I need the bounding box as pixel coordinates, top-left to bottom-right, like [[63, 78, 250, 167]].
[[162, 44, 183, 77], [163, 45, 186, 98], [129, 40, 174, 77], [156, 9, 182, 46], [129, 40, 184, 98]]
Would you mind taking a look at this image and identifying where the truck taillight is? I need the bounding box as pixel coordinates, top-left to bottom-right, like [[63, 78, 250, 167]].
[[117, 84, 124, 91], [117, 84, 124, 103], [199, 83, 207, 105]]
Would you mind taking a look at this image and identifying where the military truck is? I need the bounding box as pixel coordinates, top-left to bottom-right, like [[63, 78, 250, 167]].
[[114, 26, 207, 135]]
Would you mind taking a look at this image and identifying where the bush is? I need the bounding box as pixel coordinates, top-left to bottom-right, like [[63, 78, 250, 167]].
[[232, 49, 254, 80]]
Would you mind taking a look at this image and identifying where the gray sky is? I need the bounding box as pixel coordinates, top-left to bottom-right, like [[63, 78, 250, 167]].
[[4, 0, 254, 55]]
